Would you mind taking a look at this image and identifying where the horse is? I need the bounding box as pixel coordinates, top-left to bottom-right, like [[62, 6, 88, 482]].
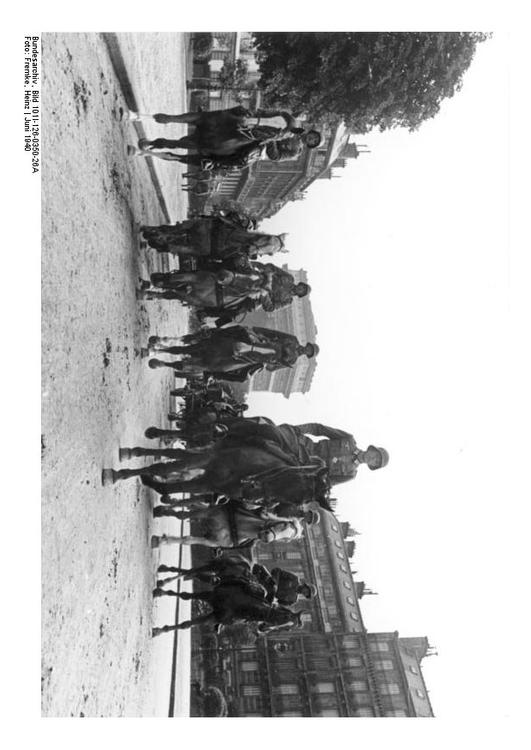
[[147, 326, 316, 381], [102, 431, 327, 503], [138, 268, 271, 314], [140, 214, 286, 260], [128, 106, 321, 165], [152, 579, 304, 637], [150, 500, 312, 551], [154, 552, 253, 595]]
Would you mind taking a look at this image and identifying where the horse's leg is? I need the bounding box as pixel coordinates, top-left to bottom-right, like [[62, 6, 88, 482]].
[[153, 612, 216, 637], [146, 290, 185, 300], [140, 136, 197, 152], [130, 112, 201, 124], [111, 459, 197, 482], [142, 476, 210, 496], [119, 447, 189, 460], [151, 271, 197, 285], [157, 506, 211, 521], [151, 335, 188, 346], [148, 359, 185, 371], [153, 586, 209, 599], [152, 112, 203, 125], [151, 534, 220, 548], [152, 345, 191, 355], [144, 427, 187, 440], [154, 574, 180, 589]]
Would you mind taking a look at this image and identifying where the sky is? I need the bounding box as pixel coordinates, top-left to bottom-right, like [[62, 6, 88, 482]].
[[243, 34, 518, 717]]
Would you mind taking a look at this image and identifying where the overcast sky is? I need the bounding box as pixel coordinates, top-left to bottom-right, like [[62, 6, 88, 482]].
[[245, 34, 517, 717]]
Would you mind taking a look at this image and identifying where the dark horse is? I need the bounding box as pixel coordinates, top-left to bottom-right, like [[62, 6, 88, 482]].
[[128, 106, 321, 166], [152, 579, 304, 637], [155, 553, 253, 592], [102, 421, 327, 501]]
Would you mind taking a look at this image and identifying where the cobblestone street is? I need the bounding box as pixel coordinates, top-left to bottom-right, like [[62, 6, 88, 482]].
[[41, 33, 190, 717]]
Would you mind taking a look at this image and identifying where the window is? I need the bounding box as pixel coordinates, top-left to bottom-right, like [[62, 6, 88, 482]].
[[386, 709, 407, 717], [337, 552, 345, 560], [375, 660, 393, 671], [313, 682, 335, 694], [350, 613, 359, 621], [243, 696, 263, 712], [331, 524, 338, 532], [241, 671, 259, 684], [349, 681, 368, 692], [241, 661, 258, 672], [286, 551, 302, 560], [327, 605, 338, 616], [342, 636, 359, 648], [409, 666, 419, 675], [301, 612, 312, 625], [346, 596, 355, 605], [347, 657, 362, 668], [340, 565, 349, 573], [370, 642, 389, 653], [317, 709, 339, 717], [354, 708, 374, 717], [281, 711, 302, 717], [243, 686, 261, 697], [334, 541, 342, 548], [343, 581, 351, 590], [276, 684, 299, 696], [415, 689, 425, 699], [380, 684, 400, 695]]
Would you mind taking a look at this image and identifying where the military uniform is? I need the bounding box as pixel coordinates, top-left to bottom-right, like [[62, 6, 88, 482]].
[[293, 423, 360, 485], [252, 564, 303, 607]]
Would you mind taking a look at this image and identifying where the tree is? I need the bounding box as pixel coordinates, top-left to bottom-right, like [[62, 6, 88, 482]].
[[252, 32, 490, 132], [193, 32, 214, 61], [220, 622, 257, 647], [218, 57, 250, 92]]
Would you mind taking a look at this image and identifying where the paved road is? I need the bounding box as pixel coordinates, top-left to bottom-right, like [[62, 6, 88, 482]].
[[41, 32, 190, 717]]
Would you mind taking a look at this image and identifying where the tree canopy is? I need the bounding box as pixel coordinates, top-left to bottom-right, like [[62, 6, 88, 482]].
[[252, 32, 490, 132]]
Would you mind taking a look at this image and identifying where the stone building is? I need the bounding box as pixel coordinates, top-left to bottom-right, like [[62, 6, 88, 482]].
[[190, 510, 435, 717], [242, 266, 318, 398]]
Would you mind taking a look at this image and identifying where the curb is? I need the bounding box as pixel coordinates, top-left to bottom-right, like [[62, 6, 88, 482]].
[[102, 33, 172, 223]]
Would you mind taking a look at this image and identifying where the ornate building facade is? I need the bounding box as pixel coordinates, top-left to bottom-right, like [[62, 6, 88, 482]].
[[243, 267, 318, 398], [190, 510, 435, 717]]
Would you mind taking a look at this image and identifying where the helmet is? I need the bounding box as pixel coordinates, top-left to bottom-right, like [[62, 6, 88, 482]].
[[304, 510, 320, 526], [366, 445, 390, 470], [301, 583, 317, 599], [304, 343, 319, 357]]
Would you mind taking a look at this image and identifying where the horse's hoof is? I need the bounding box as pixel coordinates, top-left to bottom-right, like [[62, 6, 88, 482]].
[[101, 469, 116, 486], [138, 138, 151, 150], [119, 448, 132, 461], [140, 348, 150, 358], [144, 427, 160, 439], [148, 336, 160, 346], [160, 494, 173, 504], [148, 359, 162, 369], [152, 628, 163, 638], [153, 588, 165, 598], [151, 535, 162, 549], [153, 506, 166, 517]]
